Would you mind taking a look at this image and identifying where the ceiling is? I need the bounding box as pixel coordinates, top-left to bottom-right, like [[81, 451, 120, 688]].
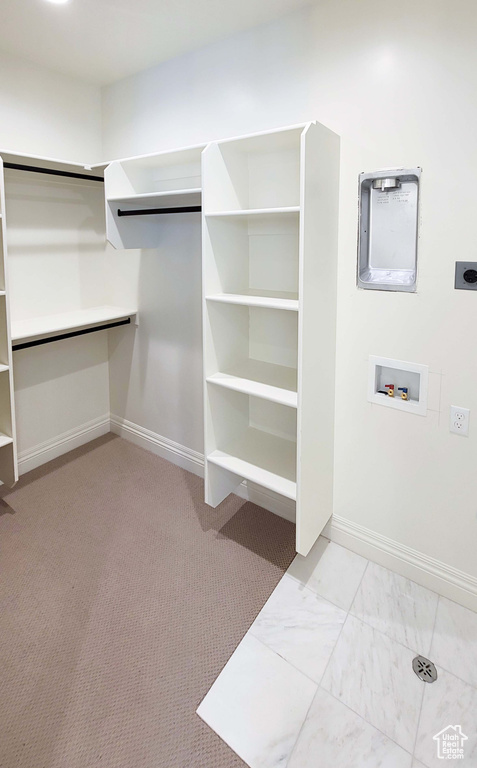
[[0, 0, 311, 86]]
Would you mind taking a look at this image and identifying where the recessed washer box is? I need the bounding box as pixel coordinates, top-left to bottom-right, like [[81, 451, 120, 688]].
[[358, 168, 421, 292], [368, 356, 428, 416]]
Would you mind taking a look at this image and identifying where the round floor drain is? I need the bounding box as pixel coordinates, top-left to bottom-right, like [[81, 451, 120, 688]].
[[413, 655, 438, 683]]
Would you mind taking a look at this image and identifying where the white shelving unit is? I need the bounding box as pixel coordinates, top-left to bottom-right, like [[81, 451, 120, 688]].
[[203, 122, 340, 556], [0, 158, 18, 485], [106, 122, 338, 556], [0, 150, 137, 487], [105, 144, 206, 249], [0, 124, 340, 554]]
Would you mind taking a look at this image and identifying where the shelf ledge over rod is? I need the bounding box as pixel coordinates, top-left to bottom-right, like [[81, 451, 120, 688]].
[[3, 162, 104, 183], [11, 306, 137, 344], [117, 205, 201, 216]]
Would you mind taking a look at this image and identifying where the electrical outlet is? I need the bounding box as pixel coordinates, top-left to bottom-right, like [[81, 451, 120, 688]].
[[450, 405, 470, 436]]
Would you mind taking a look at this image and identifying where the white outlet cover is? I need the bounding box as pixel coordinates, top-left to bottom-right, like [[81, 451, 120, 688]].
[[450, 405, 470, 436]]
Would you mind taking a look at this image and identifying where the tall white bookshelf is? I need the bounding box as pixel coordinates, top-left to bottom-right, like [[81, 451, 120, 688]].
[[0, 158, 18, 486], [202, 123, 340, 556]]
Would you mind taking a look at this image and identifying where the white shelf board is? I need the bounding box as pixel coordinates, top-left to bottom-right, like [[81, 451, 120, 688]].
[[0, 149, 105, 177], [0, 364, 9, 373], [110, 142, 207, 167], [213, 123, 308, 150], [108, 188, 201, 207], [0, 433, 13, 448], [208, 427, 297, 500], [11, 305, 137, 342], [205, 206, 300, 219], [207, 360, 297, 408], [206, 292, 299, 311]]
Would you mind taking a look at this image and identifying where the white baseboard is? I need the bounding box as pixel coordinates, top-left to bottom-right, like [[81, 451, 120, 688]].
[[323, 514, 477, 613], [110, 414, 296, 523], [17, 413, 477, 611], [18, 414, 111, 476], [110, 414, 204, 476]]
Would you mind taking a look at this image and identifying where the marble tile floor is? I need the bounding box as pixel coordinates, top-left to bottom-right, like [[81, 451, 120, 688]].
[[197, 537, 477, 768]]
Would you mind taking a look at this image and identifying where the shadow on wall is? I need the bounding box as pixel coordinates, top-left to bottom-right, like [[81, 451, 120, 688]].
[[108, 213, 204, 451]]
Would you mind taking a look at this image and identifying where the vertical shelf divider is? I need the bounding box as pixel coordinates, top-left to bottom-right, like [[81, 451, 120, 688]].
[[0, 157, 18, 486]]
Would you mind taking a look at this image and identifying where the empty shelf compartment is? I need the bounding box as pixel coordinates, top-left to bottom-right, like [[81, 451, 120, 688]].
[[203, 210, 299, 304], [105, 145, 206, 197], [208, 428, 297, 500], [206, 386, 297, 500], [203, 127, 303, 212]]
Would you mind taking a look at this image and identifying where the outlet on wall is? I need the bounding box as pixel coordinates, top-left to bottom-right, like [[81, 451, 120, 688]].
[[450, 405, 470, 436]]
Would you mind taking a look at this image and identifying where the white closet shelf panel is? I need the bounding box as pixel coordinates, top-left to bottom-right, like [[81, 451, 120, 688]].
[[11, 306, 137, 342], [206, 292, 299, 311], [208, 427, 297, 500], [0, 149, 105, 177], [0, 364, 9, 373], [215, 123, 306, 151], [207, 360, 297, 408], [113, 143, 207, 168], [205, 207, 300, 219], [108, 188, 201, 207], [0, 433, 13, 448]]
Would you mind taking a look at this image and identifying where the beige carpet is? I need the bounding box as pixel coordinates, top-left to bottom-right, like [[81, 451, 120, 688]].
[[0, 435, 295, 768]]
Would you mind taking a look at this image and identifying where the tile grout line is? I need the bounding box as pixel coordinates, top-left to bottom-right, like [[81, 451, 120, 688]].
[[284, 572, 351, 613], [315, 614, 432, 760], [349, 557, 371, 611], [314, 564, 440, 761], [319, 685, 414, 759], [285, 560, 372, 767], [242, 632, 320, 768], [410, 594, 443, 762], [248, 630, 320, 687], [316, 559, 370, 688], [320, 590, 477, 692]]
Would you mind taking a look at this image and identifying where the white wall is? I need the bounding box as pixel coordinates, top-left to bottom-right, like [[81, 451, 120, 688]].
[[0, 50, 102, 162], [101, 10, 313, 159], [101, 0, 477, 595], [0, 54, 108, 462]]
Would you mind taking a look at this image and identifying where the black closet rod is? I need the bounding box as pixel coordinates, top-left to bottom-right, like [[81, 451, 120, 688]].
[[12, 318, 131, 351], [118, 205, 201, 217], [4, 162, 104, 183]]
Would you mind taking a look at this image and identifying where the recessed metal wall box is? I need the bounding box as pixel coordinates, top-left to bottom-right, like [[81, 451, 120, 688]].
[[358, 168, 421, 292], [455, 261, 477, 290]]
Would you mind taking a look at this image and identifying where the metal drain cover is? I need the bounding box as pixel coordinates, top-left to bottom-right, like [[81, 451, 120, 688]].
[[413, 655, 438, 683]]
